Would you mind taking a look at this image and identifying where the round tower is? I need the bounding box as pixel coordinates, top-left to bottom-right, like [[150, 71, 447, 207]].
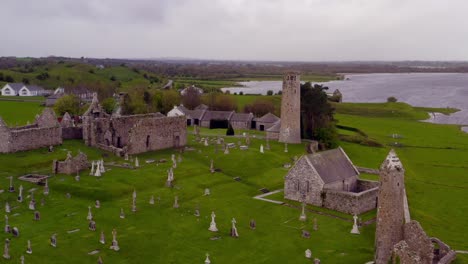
[[279, 71, 301, 144]]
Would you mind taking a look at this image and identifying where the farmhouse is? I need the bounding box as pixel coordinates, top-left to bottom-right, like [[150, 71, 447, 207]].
[[284, 147, 379, 214], [1, 83, 49, 96]]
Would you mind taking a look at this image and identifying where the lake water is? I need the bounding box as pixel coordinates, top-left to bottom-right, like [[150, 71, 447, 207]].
[[221, 73, 468, 126]]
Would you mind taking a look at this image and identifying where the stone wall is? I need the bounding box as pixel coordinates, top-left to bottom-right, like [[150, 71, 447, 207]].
[[279, 72, 301, 144], [53, 152, 88, 175], [322, 184, 379, 214], [357, 166, 380, 175], [266, 131, 279, 140], [231, 120, 250, 130], [62, 127, 83, 140], [324, 176, 359, 192], [284, 157, 324, 206], [256, 121, 276, 131]]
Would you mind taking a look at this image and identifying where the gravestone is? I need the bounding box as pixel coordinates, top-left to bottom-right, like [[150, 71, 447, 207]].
[[26, 240, 32, 254], [5, 202, 10, 213], [18, 185, 23, 202], [350, 214, 360, 234], [50, 234, 57, 247], [224, 146, 230, 154], [194, 208, 200, 217], [166, 168, 174, 187], [230, 218, 239, 238], [4, 215, 10, 233], [20, 255, 24, 264], [135, 157, 140, 168], [94, 163, 101, 177], [95, 200, 101, 209], [249, 219, 256, 230], [66, 193, 71, 199], [149, 195, 155, 205], [210, 160, 215, 174], [3, 238, 10, 259], [132, 190, 137, 212], [299, 202, 307, 221], [302, 230, 311, 239], [89, 220, 96, 231], [260, 144, 264, 153], [120, 208, 125, 219], [34, 211, 40, 221], [313, 218, 318, 231], [208, 211, 218, 232], [98, 256, 103, 264], [43, 179, 49, 195], [284, 143, 288, 153], [314, 258, 321, 264], [8, 176, 15, 193], [204, 188, 210, 196], [28, 193, 36, 210], [125, 153, 129, 161], [12, 227, 19, 237], [75, 171, 80, 182], [173, 196, 179, 208], [90, 161, 95, 175], [109, 229, 120, 251], [204, 138, 209, 146], [99, 231, 105, 244], [99, 159, 105, 173], [205, 253, 211, 264], [305, 249, 312, 259]]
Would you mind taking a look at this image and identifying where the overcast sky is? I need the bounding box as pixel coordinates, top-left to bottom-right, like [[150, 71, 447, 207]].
[[2, 0, 467, 61]]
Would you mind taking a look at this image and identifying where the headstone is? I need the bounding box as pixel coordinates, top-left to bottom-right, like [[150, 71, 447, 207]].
[[66, 193, 71, 199], [94, 162, 101, 177], [132, 190, 137, 212], [48, 145, 54, 152], [177, 154, 182, 163], [95, 200, 101, 209], [149, 195, 155, 205], [302, 230, 311, 239], [26, 240, 32, 254], [120, 208, 125, 219], [224, 146, 229, 154], [173, 196, 179, 209], [34, 211, 40, 221], [28, 192, 36, 210], [89, 220, 96, 231], [249, 219, 256, 230], [90, 161, 95, 175], [124, 153, 129, 161], [109, 229, 120, 251], [85, 211, 94, 227], [18, 185, 23, 202], [210, 160, 214, 174], [40, 198, 45, 206], [5, 202, 10, 213], [260, 144, 264, 154], [43, 179, 49, 195], [135, 157, 139, 168], [99, 159, 105, 173], [166, 168, 174, 187], [50, 234, 57, 247], [350, 214, 360, 234], [204, 188, 210, 196], [313, 218, 318, 231], [245, 134, 250, 145], [20, 255, 25, 264], [204, 138, 209, 146], [299, 202, 307, 221], [3, 238, 10, 259], [194, 208, 200, 217], [98, 256, 103, 264], [8, 176, 14, 193], [208, 211, 218, 232], [305, 249, 312, 259], [230, 218, 239, 238], [99, 231, 105, 244], [314, 258, 321, 264], [75, 171, 80, 182], [12, 227, 19, 237], [4, 215, 10, 233], [284, 143, 288, 153], [205, 253, 211, 264]]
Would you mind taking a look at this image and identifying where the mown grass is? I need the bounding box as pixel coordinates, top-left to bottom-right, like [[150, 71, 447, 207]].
[[0, 100, 44, 125]]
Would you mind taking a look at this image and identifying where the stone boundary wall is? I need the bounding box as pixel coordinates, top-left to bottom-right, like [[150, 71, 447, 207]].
[[322, 183, 379, 214], [357, 179, 380, 191], [357, 166, 380, 175], [7, 126, 62, 153], [62, 127, 83, 140], [97, 143, 125, 157], [53, 153, 88, 175]]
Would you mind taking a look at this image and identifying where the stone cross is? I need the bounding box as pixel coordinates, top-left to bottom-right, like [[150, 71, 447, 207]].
[[5, 202, 10, 213], [132, 190, 137, 212], [8, 176, 14, 193], [173, 196, 179, 208], [100, 231, 105, 244], [18, 185, 23, 202], [120, 208, 125, 219], [260, 144, 264, 153], [43, 179, 49, 196], [205, 253, 211, 264], [350, 214, 360, 234], [50, 234, 57, 247], [299, 202, 307, 221], [26, 240, 32, 254], [208, 211, 218, 232], [3, 238, 10, 259], [94, 163, 101, 177], [230, 218, 239, 238], [110, 229, 120, 251], [87, 206, 93, 221], [90, 161, 95, 175], [29, 192, 36, 211], [305, 249, 312, 259]]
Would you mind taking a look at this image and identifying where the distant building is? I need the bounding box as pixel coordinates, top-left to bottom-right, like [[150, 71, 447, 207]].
[[254, 112, 280, 131], [180, 85, 203, 96], [46, 86, 94, 106], [1, 83, 49, 96]]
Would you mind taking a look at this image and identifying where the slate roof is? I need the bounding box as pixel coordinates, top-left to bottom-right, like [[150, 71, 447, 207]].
[[177, 105, 190, 114], [201, 111, 234, 121], [304, 147, 359, 184], [195, 104, 209, 110], [26, 85, 45, 92], [4, 83, 25, 92], [255, 112, 280, 123], [266, 120, 281, 132], [186, 109, 206, 120], [231, 112, 253, 122]]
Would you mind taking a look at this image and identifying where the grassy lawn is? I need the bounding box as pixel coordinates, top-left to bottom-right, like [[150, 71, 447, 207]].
[[0, 101, 466, 263], [0, 100, 44, 125]]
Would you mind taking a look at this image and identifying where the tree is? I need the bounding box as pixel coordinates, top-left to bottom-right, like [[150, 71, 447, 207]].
[[243, 98, 275, 116], [300, 82, 337, 148], [101, 97, 116, 114], [181, 87, 201, 109], [120, 93, 134, 115], [5, 75, 14, 82], [161, 90, 181, 114], [54, 95, 80, 116], [226, 123, 235, 136], [387, 96, 398, 103], [36, 72, 49, 80], [212, 94, 236, 111], [266, 90, 273, 96], [22, 78, 30, 85], [110, 75, 117, 81]]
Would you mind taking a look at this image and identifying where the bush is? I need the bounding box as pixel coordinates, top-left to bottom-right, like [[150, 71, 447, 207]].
[[277, 90, 282, 95], [387, 96, 398, 103], [54, 95, 80, 116], [313, 126, 338, 149], [226, 123, 235, 136], [266, 90, 273, 96], [239, 91, 243, 95], [110, 75, 117, 82], [101, 98, 116, 114]]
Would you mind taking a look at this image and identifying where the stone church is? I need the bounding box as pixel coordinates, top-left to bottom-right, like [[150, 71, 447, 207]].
[[284, 147, 379, 214]]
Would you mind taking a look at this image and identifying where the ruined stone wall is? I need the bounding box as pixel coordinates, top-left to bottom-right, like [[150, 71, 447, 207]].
[[284, 157, 324, 206], [322, 186, 379, 214], [62, 127, 83, 140], [53, 152, 88, 175], [126, 116, 186, 155], [402, 221, 434, 264], [357, 179, 380, 191], [6, 126, 62, 153], [256, 122, 275, 131], [375, 152, 406, 264], [324, 177, 358, 192], [279, 72, 301, 144], [0, 122, 11, 153], [231, 121, 250, 130]]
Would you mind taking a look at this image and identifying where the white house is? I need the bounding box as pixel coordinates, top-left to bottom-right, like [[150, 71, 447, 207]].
[[1, 83, 48, 96], [167, 105, 188, 117]]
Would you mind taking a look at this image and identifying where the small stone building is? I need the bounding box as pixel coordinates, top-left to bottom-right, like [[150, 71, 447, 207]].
[[82, 94, 187, 156], [254, 112, 280, 131], [53, 152, 88, 175], [0, 108, 62, 153], [200, 110, 234, 129], [266, 121, 281, 140], [284, 147, 379, 214], [230, 112, 254, 130]]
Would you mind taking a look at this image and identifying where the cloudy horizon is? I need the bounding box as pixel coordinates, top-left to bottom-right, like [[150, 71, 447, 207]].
[[2, 0, 468, 61]]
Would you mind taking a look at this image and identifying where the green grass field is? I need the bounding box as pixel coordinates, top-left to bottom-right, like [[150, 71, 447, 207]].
[[0, 101, 44, 125], [0, 101, 467, 263]]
